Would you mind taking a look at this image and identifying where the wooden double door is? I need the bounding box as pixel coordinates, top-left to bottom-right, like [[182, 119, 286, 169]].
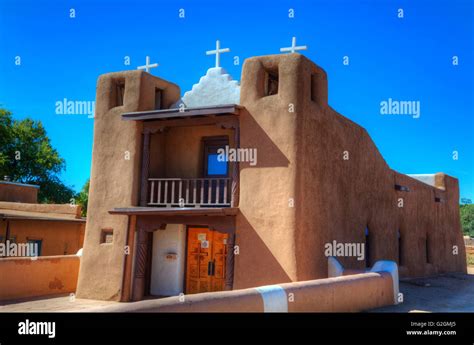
[[186, 227, 228, 294]]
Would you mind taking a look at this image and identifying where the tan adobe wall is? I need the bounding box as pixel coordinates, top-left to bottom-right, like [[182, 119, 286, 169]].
[[0, 255, 80, 301], [0, 201, 82, 219], [76, 71, 181, 301], [0, 219, 85, 256], [88, 272, 394, 312], [0, 182, 38, 203], [235, 53, 466, 289], [394, 172, 466, 277], [235, 55, 303, 288]]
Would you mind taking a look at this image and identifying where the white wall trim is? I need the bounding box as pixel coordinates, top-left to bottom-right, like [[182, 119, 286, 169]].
[[255, 284, 288, 312], [370, 260, 399, 304], [328, 256, 344, 277]]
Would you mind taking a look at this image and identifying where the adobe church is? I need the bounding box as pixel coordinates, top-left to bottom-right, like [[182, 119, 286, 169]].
[[76, 41, 467, 301]]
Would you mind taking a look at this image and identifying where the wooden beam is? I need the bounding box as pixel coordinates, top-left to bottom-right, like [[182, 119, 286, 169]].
[[231, 126, 240, 208], [136, 214, 236, 235], [109, 207, 238, 217], [143, 115, 238, 131], [131, 227, 148, 301], [121, 215, 136, 302], [140, 131, 151, 206], [225, 233, 236, 290], [123, 104, 241, 122]]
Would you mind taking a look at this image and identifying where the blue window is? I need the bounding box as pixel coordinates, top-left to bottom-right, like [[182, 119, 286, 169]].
[[203, 137, 229, 177], [207, 153, 228, 176]]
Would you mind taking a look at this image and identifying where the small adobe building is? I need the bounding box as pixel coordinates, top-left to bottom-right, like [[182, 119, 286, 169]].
[[0, 180, 85, 257], [76, 51, 466, 302]]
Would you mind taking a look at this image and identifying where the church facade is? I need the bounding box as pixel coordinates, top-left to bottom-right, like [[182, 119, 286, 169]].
[[76, 53, 467, 302]]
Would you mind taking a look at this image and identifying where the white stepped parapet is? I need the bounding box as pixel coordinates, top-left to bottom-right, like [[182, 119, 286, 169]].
[[179, 67, 240, 108]]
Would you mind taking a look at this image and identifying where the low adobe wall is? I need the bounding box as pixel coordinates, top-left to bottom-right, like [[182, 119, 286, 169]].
[[0, 201, 82, 219], [89, 271, 395, 312], [0, 255, 80, 301]]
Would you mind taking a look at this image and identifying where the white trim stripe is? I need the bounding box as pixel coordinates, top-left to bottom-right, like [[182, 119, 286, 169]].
[[370, 260, 400, 305], [255, 285, 288, 312]]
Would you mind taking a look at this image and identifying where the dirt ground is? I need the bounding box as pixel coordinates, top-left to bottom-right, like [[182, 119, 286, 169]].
[[372, 268, 474, 312]]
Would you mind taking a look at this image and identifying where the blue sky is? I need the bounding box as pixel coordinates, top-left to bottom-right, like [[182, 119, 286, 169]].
[[0, 0, 473, 200]]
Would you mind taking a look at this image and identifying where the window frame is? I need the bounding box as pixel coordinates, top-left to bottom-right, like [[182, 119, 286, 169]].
[[202, 136, 230, 178], [154, 87, 164, 110], [264, 68, 279, 97], [100, 228, 114, 245], [26, 237, 43, 256], [115, 80, 125, 107]]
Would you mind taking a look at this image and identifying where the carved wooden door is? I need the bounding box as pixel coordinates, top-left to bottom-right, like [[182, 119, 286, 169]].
[[186, 227, 228, 294]]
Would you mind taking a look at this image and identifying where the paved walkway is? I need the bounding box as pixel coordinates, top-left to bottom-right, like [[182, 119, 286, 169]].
[[372, 269, 474, 312], [0, 294, 118, 312]]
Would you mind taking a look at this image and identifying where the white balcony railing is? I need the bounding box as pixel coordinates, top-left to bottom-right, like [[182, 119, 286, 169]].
[[148, 178, 231, 207]]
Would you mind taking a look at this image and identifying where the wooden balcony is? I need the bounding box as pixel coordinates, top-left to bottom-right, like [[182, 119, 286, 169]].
[[148, 178, 233, 207]]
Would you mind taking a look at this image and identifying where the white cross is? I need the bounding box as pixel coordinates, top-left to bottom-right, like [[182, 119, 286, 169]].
[[280, 37, 308, 54], [206, 40, 230, 68], [137, 56, 159, 73]]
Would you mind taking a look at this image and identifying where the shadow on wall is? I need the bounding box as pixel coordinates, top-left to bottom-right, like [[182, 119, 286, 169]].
[[234, 215, 291, 289], [239, 109, 290, 169]]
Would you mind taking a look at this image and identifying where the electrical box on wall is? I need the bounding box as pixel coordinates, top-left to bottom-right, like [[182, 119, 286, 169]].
[[165, 253, 178, 261]]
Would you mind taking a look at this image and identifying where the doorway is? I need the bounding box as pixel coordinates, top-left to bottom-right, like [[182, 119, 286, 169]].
[[149, 225, 186, 297], [185, 226, 228, 294]]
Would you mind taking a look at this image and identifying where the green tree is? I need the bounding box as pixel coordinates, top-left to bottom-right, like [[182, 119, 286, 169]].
[[0, 109, 13, 167], [460, 204, 474, 237], [0, 108, 75, 203], [76, 179, 90, 217]]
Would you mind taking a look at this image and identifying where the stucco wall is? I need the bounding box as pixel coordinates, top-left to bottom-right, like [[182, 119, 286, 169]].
[[0, 255, 80, 301], [235, 55, 301, 288], [234, 53, 466, 289], [395, 172, 466, 277], [0, 202, 82, 218], [76, 71, 181, 301], [0, 219, 84, 256]]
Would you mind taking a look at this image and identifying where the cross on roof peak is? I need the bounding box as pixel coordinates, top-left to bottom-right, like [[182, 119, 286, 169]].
[[206, 40, 230, 68], [137, 56, 159, 73], [280, 37, 308, 54]]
